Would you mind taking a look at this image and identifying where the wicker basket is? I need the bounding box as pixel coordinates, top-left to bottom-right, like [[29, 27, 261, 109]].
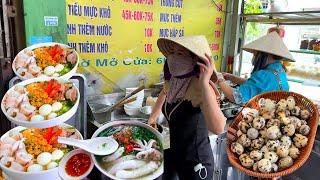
[[226, 91, 319, 178]]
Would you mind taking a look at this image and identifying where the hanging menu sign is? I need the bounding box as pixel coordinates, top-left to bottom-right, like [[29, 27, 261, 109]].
[[66, 0, 225, 94]]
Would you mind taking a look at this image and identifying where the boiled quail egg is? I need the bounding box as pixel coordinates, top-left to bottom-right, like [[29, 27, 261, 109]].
[[27, 164, 43, 172], [55, 64, 64, 72], [30, 115, 45, 122], [47, 162, 58, 169], [37, 152, 52, 166], [44, 66, 55, 76], [51, 149, 64, 161], [52, 102, 63, 112], [39, 104, 52, 116]]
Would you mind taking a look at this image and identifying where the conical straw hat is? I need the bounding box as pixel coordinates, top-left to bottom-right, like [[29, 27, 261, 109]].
[[242, 31, 295, 62], [157, 35, 212, 60]]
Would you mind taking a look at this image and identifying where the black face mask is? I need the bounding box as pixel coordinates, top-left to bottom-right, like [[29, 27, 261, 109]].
[[251, 52, 269, 74]]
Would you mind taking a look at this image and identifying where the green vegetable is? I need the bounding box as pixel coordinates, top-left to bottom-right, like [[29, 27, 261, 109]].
[[60, 65, 72, 75], [56, 100, 74, 116], [98, 127, 118, 137], [131, 126, 163, 150]]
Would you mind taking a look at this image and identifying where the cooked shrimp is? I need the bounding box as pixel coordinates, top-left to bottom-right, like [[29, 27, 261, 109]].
[[15, 56, 30, 69], [66, 51, 77, 64], [65, 87, 77, 101], [2, 137, 17, 146], [4, 96, 18, 109], [7, 107, 19, 117], [28, 64, 41, 76], [9, 161, 24, 171], [16, 67, 27, 76], [15, 93, 27, 106], [20, 102, 36, 116], [14, 86, 26, 94], [0, 143, 13, 158], [23, 72, 35, 79], [15, 113, 28, 121], [15, 151, 33, 165], [0, 156, 14, 167]]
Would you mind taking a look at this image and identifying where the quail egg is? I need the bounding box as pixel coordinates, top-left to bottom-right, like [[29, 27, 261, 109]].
[[293, 134, 308, 148], [267, 126, 281, 140], [289, 146, 300, 159], [264, 151, 278, 163], [257, 159, 272, 173], [278, 156, 293, 169], [237, 134, 251, 148], [231, 142, 244, 155], [300, 109, 311, 120], [253, 117, 266, 130], [247, 128, 259, 140], [239, 154, 254, 168], [299, 124, 310, 136], [276, 145, 289, 158], [251, 137, 265, 150], [266, 140, 280, 151], [282, 124, 295, 136], [250, 150, 263, 161]]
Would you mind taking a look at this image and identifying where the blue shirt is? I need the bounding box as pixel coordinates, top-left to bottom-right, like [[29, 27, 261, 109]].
[[233, 62, 289, 104]]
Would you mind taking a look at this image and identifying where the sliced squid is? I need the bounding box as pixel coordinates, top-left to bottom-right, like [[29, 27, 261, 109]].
[[15, 151, 33, 165], [115, 161, 160, 179], [102, 147, 124, 163], [109, 160, 146, 175]]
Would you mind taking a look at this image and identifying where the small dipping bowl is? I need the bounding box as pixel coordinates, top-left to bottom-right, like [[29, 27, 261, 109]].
[[58, 149, 94, 180], [139, 106, 153, 115]]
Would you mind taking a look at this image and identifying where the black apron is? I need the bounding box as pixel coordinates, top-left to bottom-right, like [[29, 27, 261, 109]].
[[162, 100, 214, 180]]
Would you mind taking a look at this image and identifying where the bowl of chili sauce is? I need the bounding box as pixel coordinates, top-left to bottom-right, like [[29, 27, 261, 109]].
[[58, 149, 94, 180]]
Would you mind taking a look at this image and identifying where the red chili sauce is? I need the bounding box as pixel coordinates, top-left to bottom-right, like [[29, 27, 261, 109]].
[[65, 153, 91, 177]]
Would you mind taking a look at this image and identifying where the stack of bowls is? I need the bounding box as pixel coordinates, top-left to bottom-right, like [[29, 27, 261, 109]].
[[124, 87, 144, 116]]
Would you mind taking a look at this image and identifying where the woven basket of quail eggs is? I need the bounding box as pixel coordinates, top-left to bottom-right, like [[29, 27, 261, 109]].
[[227, 91, 319, 178]]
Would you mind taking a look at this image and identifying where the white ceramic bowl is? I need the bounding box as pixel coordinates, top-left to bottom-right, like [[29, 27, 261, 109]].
[[91, 120, 164, 180], [139, 106, 153, 115], [12, 42, 79, 81], [58, 149, 94, 180], [0, 124, 83, 180], [124, 105, 140, 116], [125, 88, 144, 99], [1, 77, 80, 128], [124, 98, 143, 108]]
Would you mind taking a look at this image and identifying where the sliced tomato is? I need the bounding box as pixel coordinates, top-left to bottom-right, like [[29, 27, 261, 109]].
[[45, 127, 54, 143], [48, 128, 62, 145]]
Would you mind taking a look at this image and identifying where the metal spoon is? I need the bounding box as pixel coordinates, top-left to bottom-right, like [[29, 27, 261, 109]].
[[58, 137, 119, 156]]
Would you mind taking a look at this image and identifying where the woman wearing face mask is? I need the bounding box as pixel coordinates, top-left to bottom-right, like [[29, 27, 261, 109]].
[[156, 35, 226, 180], [217, 32, 295, 105]]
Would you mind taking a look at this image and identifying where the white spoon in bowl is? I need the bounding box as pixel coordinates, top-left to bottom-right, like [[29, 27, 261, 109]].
[[58, 137, 119, 156]]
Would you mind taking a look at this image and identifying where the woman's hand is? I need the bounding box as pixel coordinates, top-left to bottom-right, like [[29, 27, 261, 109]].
[[148, 117, 158, 129], [222, 72, 232, 80], [198, 53, 216, 87]]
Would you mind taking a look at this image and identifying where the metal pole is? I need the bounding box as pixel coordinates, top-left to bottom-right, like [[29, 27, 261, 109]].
[[2, 0, 12, 58]]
